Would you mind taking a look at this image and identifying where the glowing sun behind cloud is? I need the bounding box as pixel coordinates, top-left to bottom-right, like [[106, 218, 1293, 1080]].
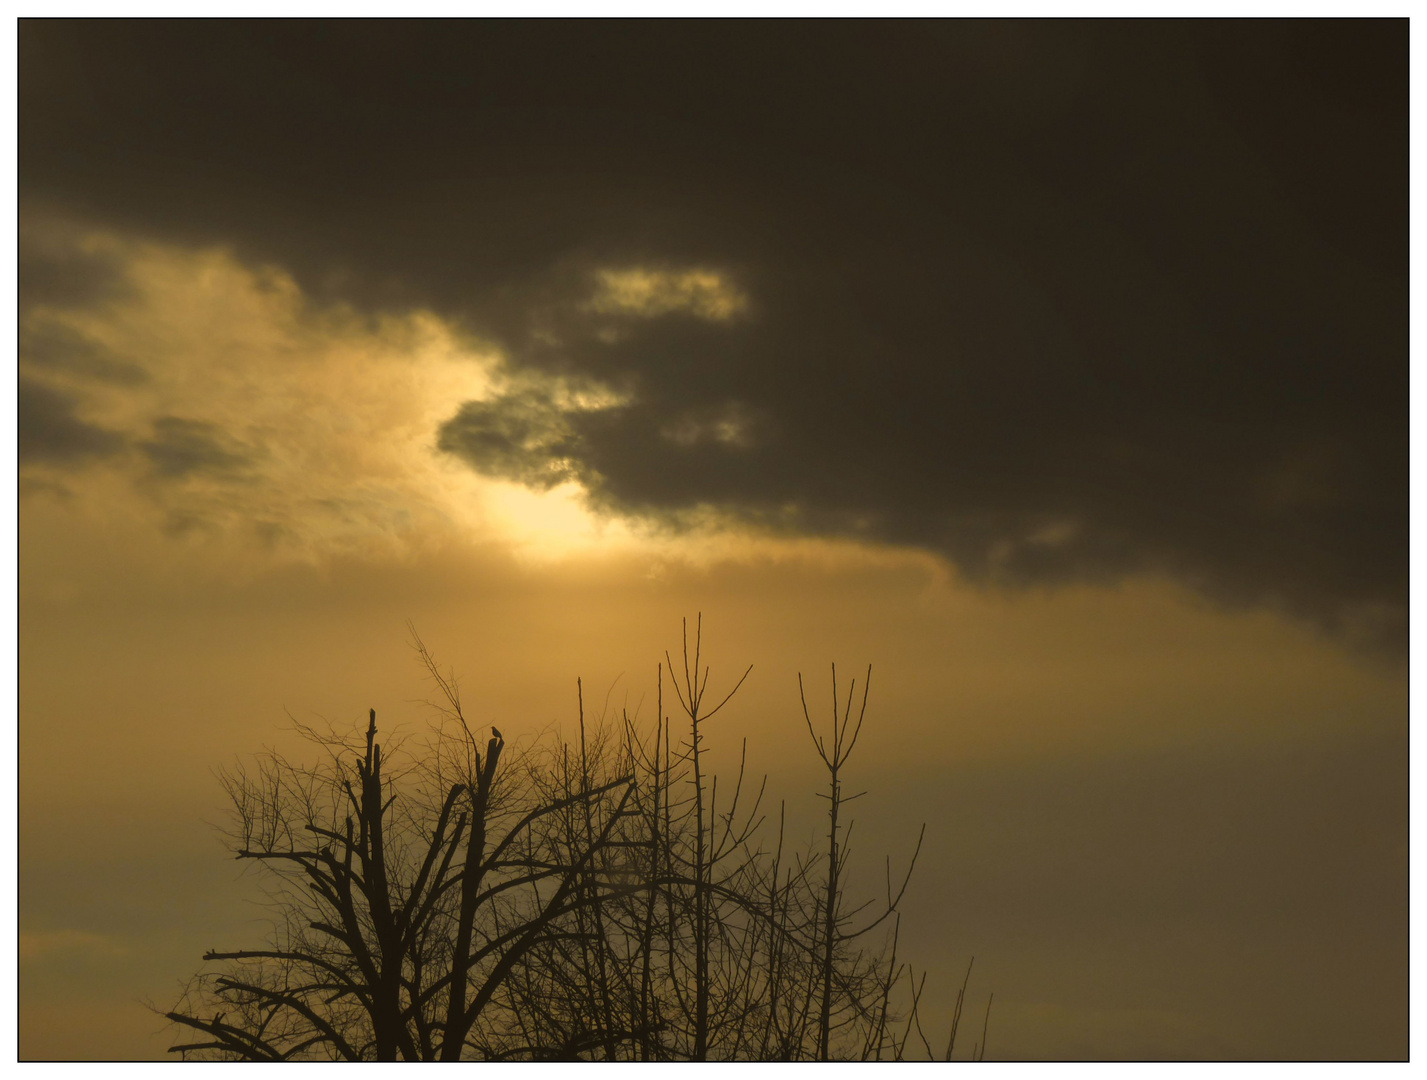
[[18, 228, 649, 564]]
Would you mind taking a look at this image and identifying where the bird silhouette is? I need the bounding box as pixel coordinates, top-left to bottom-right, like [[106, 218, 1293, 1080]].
[[492, 726, 502, 740]]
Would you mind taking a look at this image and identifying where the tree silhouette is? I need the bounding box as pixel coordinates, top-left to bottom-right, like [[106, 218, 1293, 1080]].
[[166, 618, 986, 1060]]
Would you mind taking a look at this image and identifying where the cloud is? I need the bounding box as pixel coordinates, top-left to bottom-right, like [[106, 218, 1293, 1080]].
[[14, 235, 502, 555], [585, 267, 748, 321], [19, 22, 1406, 649], [437, 388, 585, 490], [18, 213, 130, 311], [138, 416, 255, 479], [430, 237, 1404, 650], [12, 232, 647, 564], [660, 401, 759, 449], [20, 321, 149, 385], [18, 376, 125, 465]]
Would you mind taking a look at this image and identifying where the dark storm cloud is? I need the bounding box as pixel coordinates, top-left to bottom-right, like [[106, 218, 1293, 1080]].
[[18, 376, 124, 465], [138, 417, 254, 480], [19, 21, 1407, 648]]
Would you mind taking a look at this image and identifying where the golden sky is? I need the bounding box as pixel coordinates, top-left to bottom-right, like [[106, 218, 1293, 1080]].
[[18, 21, 1407, 1062]]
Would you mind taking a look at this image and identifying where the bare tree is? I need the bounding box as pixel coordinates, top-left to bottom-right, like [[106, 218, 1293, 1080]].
[[791, 663, 925, 1060], [167, 668, 638, 1059], [166, 619, 982, 1060]]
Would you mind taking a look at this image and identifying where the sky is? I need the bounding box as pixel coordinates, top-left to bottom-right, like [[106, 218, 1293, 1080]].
[[16, 20, 1407, 1060]]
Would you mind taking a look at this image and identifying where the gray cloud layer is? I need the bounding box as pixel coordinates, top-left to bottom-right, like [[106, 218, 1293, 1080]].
[[20, 21, 1406, 649]]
